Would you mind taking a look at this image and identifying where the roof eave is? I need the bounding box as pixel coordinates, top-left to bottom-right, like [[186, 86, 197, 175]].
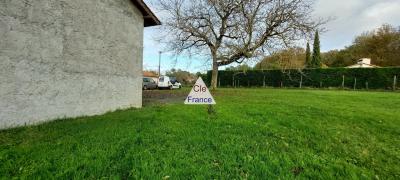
[[131, 0, 161, 27]]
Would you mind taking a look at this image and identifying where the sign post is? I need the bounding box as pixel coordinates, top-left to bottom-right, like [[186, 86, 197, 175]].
[[185, 77, 216, 105], [185, 77, 216, 114]]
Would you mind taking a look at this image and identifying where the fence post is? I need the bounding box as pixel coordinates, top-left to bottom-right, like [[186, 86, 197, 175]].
[[353, 78, 357, 90], [365, 81, 368, 90], [300, 75, 303, 88], [394, 75, 397, 91], [342, 75, 345, 89], [232, 77, 235, 87], [218, 77, 220, 87], [320, 81, 322, 88], [280, 81, 283, 88], [263, 75, 266, 88]]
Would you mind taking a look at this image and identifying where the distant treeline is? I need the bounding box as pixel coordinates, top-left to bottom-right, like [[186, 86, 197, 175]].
[[224, 24, 400, 70], [205, 68, 400, 90], [322, 24, 400, 67]]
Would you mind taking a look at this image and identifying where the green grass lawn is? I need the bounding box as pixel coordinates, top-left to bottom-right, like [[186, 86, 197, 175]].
[[1, 89, 399, 179]]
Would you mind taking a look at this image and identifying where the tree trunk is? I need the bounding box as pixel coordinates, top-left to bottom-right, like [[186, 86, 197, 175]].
[[210, 57, 219, 90]]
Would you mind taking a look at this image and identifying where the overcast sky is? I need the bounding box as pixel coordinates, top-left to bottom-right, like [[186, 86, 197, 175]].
[[143, 0, 400, 73]]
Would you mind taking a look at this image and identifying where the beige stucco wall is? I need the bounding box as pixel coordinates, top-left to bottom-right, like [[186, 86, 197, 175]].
[[0, 0, 144, 129]]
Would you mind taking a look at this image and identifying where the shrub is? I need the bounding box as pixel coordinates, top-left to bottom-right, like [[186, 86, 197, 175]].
[[206, 67, 400, 90]]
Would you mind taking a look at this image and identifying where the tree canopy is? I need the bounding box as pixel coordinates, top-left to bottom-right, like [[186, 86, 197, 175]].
[[254, 24, 400, 70], [323, 24, 400, 67], [311, 31, 322, 68], [255, 47, 306, 70], [305, 42, 311, 68], [166, 68, 197, 85], [158, 0, 324, 88]]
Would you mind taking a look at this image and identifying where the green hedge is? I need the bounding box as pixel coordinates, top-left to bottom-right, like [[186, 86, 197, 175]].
[[206, 67, 400, 90]]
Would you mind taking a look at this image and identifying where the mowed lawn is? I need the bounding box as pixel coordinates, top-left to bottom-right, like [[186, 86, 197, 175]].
[[1, 89, 399, 179]]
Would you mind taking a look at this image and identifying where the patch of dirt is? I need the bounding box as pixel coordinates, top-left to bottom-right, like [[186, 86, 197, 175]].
[[291, 166, 304, 176], [142, 89, 189, 106]]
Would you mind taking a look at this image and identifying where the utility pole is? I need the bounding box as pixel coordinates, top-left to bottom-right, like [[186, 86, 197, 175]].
[[158, 51, 162, 77]]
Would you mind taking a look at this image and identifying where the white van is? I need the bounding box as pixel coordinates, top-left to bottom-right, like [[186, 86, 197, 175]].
[[158, 76, 173, 89]]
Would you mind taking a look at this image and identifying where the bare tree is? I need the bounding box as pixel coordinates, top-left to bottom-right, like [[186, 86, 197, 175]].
[[158, 0, 325, 89]]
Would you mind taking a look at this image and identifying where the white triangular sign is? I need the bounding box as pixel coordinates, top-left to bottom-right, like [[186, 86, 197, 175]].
[[184, 77, 216, 105]]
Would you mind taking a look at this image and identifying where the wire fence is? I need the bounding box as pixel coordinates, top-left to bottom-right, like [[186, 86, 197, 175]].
[[204, 68, 400, 91]]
